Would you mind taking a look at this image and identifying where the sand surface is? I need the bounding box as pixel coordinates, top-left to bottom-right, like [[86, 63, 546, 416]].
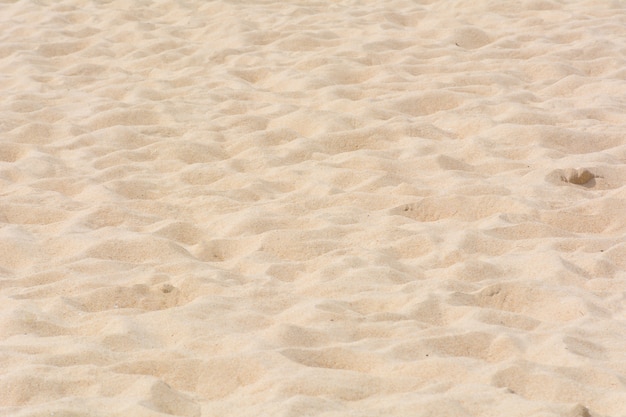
[[1, 0, 626, 416]]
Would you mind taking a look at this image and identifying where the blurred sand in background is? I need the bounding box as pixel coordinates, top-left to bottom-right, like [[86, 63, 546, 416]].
[[1, 0, 626, 416]]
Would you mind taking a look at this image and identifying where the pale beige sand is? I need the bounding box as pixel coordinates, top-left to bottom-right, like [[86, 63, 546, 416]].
[[1, 0, 626, 416]]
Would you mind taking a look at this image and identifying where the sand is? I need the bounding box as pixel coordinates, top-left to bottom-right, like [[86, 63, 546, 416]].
[[1, 0, 626, 416]]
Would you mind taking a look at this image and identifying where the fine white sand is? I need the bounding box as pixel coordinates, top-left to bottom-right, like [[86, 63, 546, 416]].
[[1, 1, 626, 416]]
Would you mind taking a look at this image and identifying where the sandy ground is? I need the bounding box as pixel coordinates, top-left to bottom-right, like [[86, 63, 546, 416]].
[[1, 0, 626, 416]]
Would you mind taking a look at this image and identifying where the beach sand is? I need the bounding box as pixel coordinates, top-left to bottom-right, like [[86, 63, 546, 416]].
[[1, 1, 626, 416]]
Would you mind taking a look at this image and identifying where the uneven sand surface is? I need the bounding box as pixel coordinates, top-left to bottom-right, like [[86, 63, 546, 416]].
[[1, 1, 626, 416]]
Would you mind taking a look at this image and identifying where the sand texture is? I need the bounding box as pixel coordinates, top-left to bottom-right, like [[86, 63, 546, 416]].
[[1, 0, 626, 416]]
